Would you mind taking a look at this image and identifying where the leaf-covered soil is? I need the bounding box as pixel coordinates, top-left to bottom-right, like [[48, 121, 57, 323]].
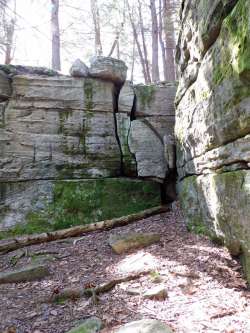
[[0, 203, 250, 333]]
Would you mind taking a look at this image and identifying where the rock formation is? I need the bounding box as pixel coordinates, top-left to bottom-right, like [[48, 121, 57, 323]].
[[0, 58, 176, 230], [176, 0, 250, 281]]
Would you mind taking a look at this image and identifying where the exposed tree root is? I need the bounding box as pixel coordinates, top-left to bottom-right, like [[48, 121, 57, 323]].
[[0, 206, 169, 254], [49, 270, 152, 303]]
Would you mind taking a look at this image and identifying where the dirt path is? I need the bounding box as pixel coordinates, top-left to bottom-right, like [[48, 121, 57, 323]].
[[0, 203, 250, 333]]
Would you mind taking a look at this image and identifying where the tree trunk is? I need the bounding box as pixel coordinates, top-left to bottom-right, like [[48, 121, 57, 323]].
[[130, 36, 136, 82], [91, 0, 103, 56], [0, 205, 169, 254], [51, 0, 61, 71], [4, 17, 15, 64], [1, 0, 16, 65], [127, 0, 148, 83], [159, 0, 168, 80], [150, 0, 160, 82], [138, 0, 151, 83], [163, 0, 175, 81]]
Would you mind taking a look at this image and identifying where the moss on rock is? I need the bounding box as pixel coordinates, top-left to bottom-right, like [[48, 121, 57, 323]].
[[135, 85, 156, 109], [1, 179, 161, 238]]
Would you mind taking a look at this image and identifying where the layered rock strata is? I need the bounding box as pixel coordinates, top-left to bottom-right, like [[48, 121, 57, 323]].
[[176, 0, 250, 280], [0, 59, 176, 229]]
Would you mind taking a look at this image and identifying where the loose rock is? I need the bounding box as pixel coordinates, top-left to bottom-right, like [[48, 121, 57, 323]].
[[70, 59, 89, 77], [89, 56, 127, 85], [143, 285, 168, 301], [109, 232, 161, 254], [67, 317, 103, 333], [114, 319, 173, 333], [0, 264, 50, 283]]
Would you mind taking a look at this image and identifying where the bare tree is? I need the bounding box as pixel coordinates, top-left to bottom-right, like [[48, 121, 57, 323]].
[[159, 0, 167, 80], [91, 0, 103, 56], [138, 0, 151, 83], [163, 0, 176, 81], [51, 0, 61, 71], [0, 0, 16, 64], [150, 0, 160, 82], [127, 0, 149, 83]]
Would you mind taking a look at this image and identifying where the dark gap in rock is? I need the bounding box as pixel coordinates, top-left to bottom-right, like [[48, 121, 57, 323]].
[[112, 84, 125, 176]]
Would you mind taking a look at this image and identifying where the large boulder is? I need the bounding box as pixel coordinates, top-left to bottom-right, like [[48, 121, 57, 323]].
[[70, 59, 89, 77], [89, 56, 127, 85]]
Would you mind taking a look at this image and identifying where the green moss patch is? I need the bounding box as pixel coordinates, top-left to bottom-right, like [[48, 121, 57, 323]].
[[213, 0, 250, 85], [0, 179, 161, 238], [135, 85, 156, 109]]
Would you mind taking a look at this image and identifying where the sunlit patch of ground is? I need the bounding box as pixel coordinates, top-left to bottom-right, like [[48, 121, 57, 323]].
[[0, 203, 249, 333]]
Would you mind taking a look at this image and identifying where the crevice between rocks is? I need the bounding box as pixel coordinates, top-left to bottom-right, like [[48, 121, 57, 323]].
[[179, 162, 250, 183], [112, 85, 125, 176]]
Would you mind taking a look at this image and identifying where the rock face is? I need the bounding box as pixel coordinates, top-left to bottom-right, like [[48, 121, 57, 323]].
[[0, 61, 176, 229], [0, 71, 11, 100], [120, 82, 177, 181], [176, 0, 250, 281], [0, 75, 120, 181]]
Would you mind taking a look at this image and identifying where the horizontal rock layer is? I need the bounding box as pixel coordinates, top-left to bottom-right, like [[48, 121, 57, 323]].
[[176, 0, 250, 281], [0, 63, 176, 229]]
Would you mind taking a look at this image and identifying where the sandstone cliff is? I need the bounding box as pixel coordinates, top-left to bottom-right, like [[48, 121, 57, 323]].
[[176, 0, 250, 281], [0, 60, 176, 230]]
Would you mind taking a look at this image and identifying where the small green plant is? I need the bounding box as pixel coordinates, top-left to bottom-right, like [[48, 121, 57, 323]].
[[187, 219, 210, 236], [150, 270, 162, 283]]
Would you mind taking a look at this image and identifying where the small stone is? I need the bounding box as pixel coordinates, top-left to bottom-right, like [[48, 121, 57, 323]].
[[114, 319, 173, 333], [70, 59, 89, 77], [66, 317, 103, 333], [50, 310, 58, 316], [0, 264, 50, 284], [109, 232, 161, 254], [143, 285, 168, 301], [126, 288, 141, 296]]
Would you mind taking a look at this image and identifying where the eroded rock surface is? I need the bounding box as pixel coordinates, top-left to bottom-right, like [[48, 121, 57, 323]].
[[0, 58, 176, 230], [176, 0, 250, 281]]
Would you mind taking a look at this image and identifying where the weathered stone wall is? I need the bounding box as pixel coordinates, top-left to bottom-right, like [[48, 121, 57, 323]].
[[0, 62, 176, 230], [176, 0, 250, 280]]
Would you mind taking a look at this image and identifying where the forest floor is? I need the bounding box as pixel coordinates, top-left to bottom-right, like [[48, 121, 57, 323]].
[[0, 203, 250, 333]]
